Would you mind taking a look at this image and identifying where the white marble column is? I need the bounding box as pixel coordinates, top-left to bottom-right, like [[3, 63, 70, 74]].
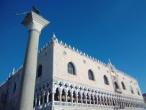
[[47, 92, 50, 103], [19, 11, 49, 110]]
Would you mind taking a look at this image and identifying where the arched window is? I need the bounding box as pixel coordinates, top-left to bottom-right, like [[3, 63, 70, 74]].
[[37, 64, 42, 77], [131, 87, 134, 94], [13, 82, 16, 93], [104, 75, 109, 85], [62, 89, 66, 102], [137, 90, 140, 96], [83, 93, 86, 103], [73, 91, 76, 102], [114, 82, 119, 89], [68, 62, 76, 75], [54, 88, 60, 101], [121, 82, 126, 90], [44, 93, 47, 103], [67, 91, 71, 102], [88, 70, 95, 80]]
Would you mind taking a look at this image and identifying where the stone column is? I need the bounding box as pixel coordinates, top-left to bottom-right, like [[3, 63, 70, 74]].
[[38, 96, 41, 106], [47, 92, 50, 103], [19, 11, 49, 110], [71, 92, 73, 104], [65, 91, 68, 102], [76, 94, 78, 103], [80, 93, 83, 104], [85, 94, 87, 104]]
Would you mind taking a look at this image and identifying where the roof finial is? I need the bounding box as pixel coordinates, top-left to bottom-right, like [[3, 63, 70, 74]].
[[10, 67, 16, 76], [51, 33, 58, 42], [12, 67, 16, 75], [108, 58, 112, 64]]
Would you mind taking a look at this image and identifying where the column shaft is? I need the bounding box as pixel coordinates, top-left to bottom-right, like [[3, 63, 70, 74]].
[[19, 30, 40, 110]]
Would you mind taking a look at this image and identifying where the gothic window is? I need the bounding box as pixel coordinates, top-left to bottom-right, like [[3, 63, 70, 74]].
[[44, 93, 47, 103], [104, 75, 109, 85], [49, 93, 52, 102], [131, 87, 134, 94], [67, 91, 71, 102], [91, 95, 94, 104], [37, 64, 42, 78], [137, 90, 140, 96], [68, 62, 76, 75], [78, 92, 81, 103], [33, 98, 35, 107], [36, 96, 39, 106], [62, 89, 66, 102], [88, 70, 95, 80], [104, 96, 107, 105], [114, 82, 119, 89], [40, 95, 43, 105], [73, 91, 76, 102], [94, 95, 97, 104], [83, 93, 86, 103], [121, 82, 126, 90], [13, 82, 16, 93], [101, 96, 104, 105], [98, 95, 101, 104], [87, 93, 90, 104], [54, 88, 60, 101]]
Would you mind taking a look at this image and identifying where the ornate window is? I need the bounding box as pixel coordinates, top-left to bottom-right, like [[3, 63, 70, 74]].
[[54, 88, 60, 101], [67, 91, 71, 102], [62, 89, 66, 102], [13, 82, 16, 93], [121, 82, 126, 90], [73, 91, 76, 102], [114, 82, 119, 89], [137, 90, 140, 96], [37, 64, 42, 77], [131, 87, 134, 94], [40, 95, 43, 105], [68, 62, 76, 75], [88, 70, 95, 80], [104, 75, 109, 85], [44, 93, 47, 103], [36, 96, 39, 106]]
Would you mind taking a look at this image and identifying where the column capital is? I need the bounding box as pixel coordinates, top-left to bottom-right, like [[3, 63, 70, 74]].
[[22, 11, 49, 32]]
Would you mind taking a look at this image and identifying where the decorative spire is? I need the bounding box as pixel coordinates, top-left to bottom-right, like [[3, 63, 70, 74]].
[[12, 68, 15, 75], [108, 58, 112, 65], [51, 33, 58, 42]]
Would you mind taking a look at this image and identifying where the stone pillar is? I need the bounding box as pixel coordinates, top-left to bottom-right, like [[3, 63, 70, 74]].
[[89, 94, 91, 104], [59, 91, 62, 102], [85, 94, 87, 104], [19, 11, 49, 110], [71, 92, 73, 103], [47, 92, 50, 103], [80, 93, 83, 104], [38, 96, 41, 106], [76, 94, 78, 103], [65, 91, 68, 102]]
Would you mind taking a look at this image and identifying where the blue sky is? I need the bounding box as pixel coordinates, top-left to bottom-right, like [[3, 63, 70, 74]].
[[0, 0, 146, 93]]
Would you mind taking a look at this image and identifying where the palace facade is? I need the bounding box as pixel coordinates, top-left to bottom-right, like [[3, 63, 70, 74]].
[[0, 36, 145, 110]]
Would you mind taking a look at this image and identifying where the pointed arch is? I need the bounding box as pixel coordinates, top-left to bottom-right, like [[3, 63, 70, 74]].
[[88, 69, 95, 81], [67, 90, 71, 102], [121, 81, 126, 90], [54, 88, 60, 101], [68, 62, 76, 75], [37, 64, 42, 77], [62, 89, 66, 101], [104, 75, 109, 85], [114, 82, 119, 89]]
